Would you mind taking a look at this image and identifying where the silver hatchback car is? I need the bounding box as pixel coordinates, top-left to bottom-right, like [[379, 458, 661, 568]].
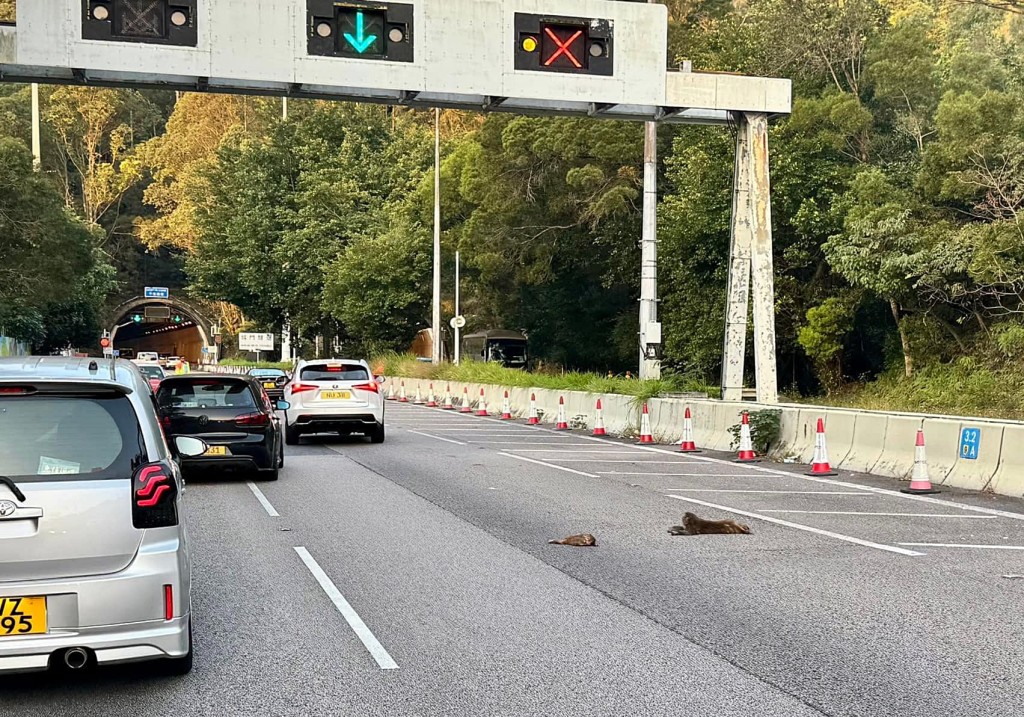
[[0, 357, 204, 675]]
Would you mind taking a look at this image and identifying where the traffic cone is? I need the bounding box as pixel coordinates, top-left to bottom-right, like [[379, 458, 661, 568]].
[[902, 428, 941, 494], [500, 391, 513, 420], [527, 393, 540, 425], [592, 399, 607, 437], [398, 381, 409, 403], [413, 384, 424, 405], [476, 388, 489, 417], [385, 381, 396, 401], [735, 412, 759, 462], [442, 384, 454, 410], [679, 406, 700, 453], [459, 387, 473, 413], [554, 396, 569, 430], [807, 418, 838, 476], [426, 384, 438, 408], [637, 403, 654, 444]]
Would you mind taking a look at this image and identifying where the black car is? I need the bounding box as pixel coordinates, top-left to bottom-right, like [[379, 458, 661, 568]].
[[157, 374, 286, 481], [247, 368, 289, 401]]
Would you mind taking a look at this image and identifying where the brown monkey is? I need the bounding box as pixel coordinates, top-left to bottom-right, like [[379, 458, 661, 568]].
[[668, 512, 752, 536], [548, 533, 598, 547]]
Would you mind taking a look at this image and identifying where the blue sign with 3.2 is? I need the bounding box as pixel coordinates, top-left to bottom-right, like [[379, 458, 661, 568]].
[[959, 427, 981, 460]]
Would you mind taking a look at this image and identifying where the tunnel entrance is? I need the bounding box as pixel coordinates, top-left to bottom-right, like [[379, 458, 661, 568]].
[[109, 298, 212, 365]]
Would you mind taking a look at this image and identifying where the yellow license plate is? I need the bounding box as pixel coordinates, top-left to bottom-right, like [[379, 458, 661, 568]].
[[0, 597, 47, 636], [320, 391, 351, 400], [263, 382, 276, 389], [205, 445, 228, 456]]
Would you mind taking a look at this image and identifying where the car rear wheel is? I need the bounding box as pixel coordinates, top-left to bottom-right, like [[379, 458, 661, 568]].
[[285, 422, 300, 446], [369, 422, 385, 444]]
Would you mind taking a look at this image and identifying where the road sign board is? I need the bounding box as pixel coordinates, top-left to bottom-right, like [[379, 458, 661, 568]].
[[307, 1, 414, 62], [960, 427, 981, 460], [239, 332, 275, 352], [144, 286, 170, 299], [99, 337, 111, 348]]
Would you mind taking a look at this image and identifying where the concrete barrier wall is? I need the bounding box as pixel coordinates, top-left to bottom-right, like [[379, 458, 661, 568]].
[[378, 375, 1024, 499]]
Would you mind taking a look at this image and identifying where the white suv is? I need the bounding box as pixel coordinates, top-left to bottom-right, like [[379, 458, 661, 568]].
[[283, 359, 385, 444]]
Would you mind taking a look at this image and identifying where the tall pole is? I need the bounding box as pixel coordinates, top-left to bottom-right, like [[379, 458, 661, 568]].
[[31, 83, 41, 171], [282, 96, 288, 120], [637, 0, 661, 380], [454, 250, 461, 365], [431, 108, 442, 364]]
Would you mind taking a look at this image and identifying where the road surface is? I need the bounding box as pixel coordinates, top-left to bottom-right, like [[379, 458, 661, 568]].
[[6, 402, 1024, 716]]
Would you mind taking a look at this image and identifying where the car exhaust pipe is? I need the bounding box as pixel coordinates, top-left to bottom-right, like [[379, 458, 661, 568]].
[[63, 647, 90, 670]]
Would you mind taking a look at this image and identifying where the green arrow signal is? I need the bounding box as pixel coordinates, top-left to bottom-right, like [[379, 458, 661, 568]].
[[343, 11, 377, 54]]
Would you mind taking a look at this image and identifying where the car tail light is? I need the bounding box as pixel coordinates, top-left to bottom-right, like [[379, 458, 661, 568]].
[[290, 383, 317, 394], [0, 386, 36, 396], [132, 462, 178, 529], [164, 584, 174, 621], [235, 411, 270, 427], [351, 382, 379, 394]]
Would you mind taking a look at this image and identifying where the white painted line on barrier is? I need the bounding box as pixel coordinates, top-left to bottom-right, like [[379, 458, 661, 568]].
[[406, 429, 466, 445], [294, 547, 399, 670], [763, 511, 998, 519], [897, 543, 1024, 550], [662, 489, 875, 495], [665, 495, 924, 556], [510, 449, 655, 454], [467, 441, 598, 445], [500, 452, 599, 479], [246, 481, 280, 517]]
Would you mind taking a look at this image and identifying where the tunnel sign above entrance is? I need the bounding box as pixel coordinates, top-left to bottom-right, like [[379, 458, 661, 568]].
[[144, 287, 170, 299]]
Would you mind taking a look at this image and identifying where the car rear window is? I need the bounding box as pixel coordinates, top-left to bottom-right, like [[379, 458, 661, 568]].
[[138, 366, 164, 379], [0, 395, 146, 482], [300, 364, 369, 382], [158, 379, 258, 409]]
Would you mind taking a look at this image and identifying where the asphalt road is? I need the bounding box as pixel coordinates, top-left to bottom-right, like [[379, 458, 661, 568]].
[[5, 402, 1024, 717]]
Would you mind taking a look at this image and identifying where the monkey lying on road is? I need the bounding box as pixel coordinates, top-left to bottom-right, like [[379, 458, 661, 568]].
[[548, 533, 598, 547], [668, 512, 752, 536]]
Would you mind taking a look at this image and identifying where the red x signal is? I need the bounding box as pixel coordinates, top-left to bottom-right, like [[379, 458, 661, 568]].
[[543, 26, 584, 69]]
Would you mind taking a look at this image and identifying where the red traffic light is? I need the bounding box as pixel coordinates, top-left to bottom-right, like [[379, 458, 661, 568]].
[[542, 26, 585, 69]]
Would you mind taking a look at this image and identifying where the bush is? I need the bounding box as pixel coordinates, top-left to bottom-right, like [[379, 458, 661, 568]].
[[728, 409, 782, 454]]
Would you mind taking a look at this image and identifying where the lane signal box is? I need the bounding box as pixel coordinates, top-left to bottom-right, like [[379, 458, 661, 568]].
[[307, 0, 414, 63], [82, 0, 198, 46], [514, 13, 613, 76]]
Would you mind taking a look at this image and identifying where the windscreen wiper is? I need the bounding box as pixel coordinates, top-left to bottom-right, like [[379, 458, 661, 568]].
[[0, 476, 27, 503]]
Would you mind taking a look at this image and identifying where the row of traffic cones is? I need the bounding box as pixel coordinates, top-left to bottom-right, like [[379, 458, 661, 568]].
[[384, 379, 941, 492]]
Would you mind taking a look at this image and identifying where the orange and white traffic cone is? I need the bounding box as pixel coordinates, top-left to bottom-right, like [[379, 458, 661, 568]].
[[637, 403, 654, 444], [426, 384, 438, 408], [459, 387, 473, 413], [735, 412, 758, 462], [413, 384, 424, 405], [398, 381, 409, 403], [476, 388, 489, 417], [442, 384, 454, 410], [902, 428, 941, 494], [385, 381, 396, 401], [527, 393, 540, 425], [500, 391, 513, 420], [592, 399, 607, 437], [807, 418, 838, 476], [679, 406, 699, 453], [554, 396, 569, 430]]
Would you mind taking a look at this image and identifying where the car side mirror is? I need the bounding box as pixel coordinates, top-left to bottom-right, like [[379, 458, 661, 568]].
[[276, 400, 291, 411], [174, 436, 208, 458]]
